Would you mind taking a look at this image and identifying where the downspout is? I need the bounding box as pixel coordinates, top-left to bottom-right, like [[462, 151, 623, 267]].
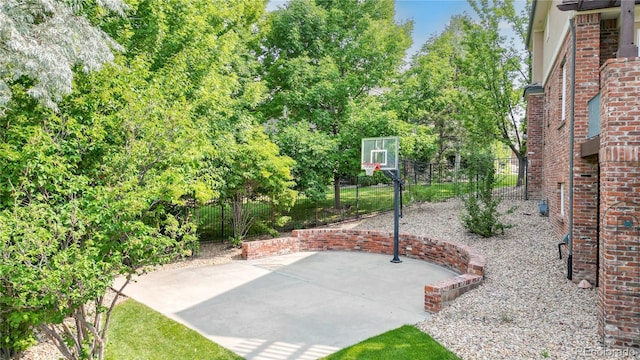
[[525, 0, 538, 48], [595, 162, 600, 287], [567, 18, 576, 280]]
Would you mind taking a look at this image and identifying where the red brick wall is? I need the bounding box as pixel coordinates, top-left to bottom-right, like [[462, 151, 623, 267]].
[[599, 19, 618, 67], [241, 237, 299, 259], [570, 14, 601, 284], [293, 229, 484, 276], [527, 12, 638, 349], [598, 57, 640, 349], [541, 28, 571, 255], [538, 14, 601, 283], [241, 229, 486, 313], [526, 91, 544, 200]]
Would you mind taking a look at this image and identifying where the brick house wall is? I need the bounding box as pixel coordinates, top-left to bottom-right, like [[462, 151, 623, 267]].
[[599, 19, 618, 67], [525, 89, 543, 200], [598, 57, 640, 348], [570, 14, 601, 284], [527, 10, 639, 349], [539, 24, 572, 260], [531, 14, 618, 284]]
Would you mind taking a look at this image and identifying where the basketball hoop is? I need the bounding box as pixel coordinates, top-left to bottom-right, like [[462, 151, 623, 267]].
[[363, 163, 381, 176]]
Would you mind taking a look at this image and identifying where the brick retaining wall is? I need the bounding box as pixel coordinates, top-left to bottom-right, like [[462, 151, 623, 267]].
[[241, 229, 485, 313], [240, 237, 299, 259]]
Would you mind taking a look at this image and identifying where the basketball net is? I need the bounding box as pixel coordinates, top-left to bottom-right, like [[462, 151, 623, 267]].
[[363, 163, 381, 176]]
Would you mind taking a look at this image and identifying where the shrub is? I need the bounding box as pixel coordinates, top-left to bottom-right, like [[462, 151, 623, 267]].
[[357, 171, 392, 187], [0, 313, 37, 360], [407, 185, 436, 202], [461, 153, 508, 237]]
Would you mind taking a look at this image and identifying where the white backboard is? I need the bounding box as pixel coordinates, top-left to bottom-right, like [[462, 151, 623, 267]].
[[361, 136, 399, 171]]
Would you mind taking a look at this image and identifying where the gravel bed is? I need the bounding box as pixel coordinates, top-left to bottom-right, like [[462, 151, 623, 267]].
[[354, 199, 637, 360]]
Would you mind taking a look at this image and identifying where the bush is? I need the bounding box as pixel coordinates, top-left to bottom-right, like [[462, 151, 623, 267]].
[[357, 171, 392, 187], [0, 313, 37, 360], [461, 153, 508, 237], [407, 185, 436, 202]]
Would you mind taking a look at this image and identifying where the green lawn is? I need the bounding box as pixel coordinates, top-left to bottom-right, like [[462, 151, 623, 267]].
[[495, 173, 518, 187], [323, 325, 460, 360], [105, 299, 241, 360], [194, 184, 397, 238], [104, 302, 458, 360], [195, 173, 523, 241], [287, 184, 395, 228]]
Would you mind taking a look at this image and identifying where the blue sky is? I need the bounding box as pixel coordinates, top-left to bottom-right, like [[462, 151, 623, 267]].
[[267, 0, 528, 59], [394, 0, 474, 57]]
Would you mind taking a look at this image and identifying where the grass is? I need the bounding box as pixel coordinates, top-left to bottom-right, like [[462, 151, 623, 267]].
[[195, 172, 523, 241], [105, 299, 242, 360], [286, 184, 395, 228], [104, 302, 459, 360], [323, 325, 460, 360], [495, 173, 518, 187], [195, 184, 397, 238], [406, 182, 460, 202]]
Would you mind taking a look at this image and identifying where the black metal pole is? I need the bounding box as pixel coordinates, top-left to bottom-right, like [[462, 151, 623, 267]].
[[524, 157, 529, 201], [391, 169, 402, 263], [221, 203, 225, 239], [356, 175, 360, 219]]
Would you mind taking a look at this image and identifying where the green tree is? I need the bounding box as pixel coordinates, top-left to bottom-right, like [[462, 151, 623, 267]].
[[461, 151, 508, 237], [0, 0, 126, 111], [267, 123, 336, 202], [341, 97, 437, 169], [458, 0, 530, 185], [216, 126, 296, 243], [385, 16, 468, 166], [261, 0, 412, 208], [0, 1, 269, 358], [0, 58, 205, 359]]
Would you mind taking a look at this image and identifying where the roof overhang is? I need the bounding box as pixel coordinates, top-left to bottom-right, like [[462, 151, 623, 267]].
[[557, 0, 640, 12], [523, 83, 544, 98]]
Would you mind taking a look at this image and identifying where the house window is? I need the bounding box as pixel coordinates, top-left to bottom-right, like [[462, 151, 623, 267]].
[[560, 183, 565, 217], [561, 61, 567, 122]]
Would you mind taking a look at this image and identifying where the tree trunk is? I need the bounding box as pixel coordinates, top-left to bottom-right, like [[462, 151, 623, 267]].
[[231, 195, 254, 239], [333, 174, 341, 209], [232, 198, 243, 238], [517, 155, 526, 187]]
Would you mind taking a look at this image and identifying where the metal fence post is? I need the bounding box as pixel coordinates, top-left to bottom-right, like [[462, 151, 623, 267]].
[[221, 203, 225, 239], [315, 201, 318, 226], [356, 175, 360, 219], [524, 157, 529, 201]]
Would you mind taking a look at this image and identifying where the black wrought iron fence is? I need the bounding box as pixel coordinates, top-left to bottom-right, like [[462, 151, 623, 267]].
[[195, 157, 527, 241]]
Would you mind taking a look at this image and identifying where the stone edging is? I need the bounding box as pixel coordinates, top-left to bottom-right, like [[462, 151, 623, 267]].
[[241, 229, 485, 313]]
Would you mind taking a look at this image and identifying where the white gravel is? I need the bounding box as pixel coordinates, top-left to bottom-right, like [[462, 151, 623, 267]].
[[354, 199, 638, 360]]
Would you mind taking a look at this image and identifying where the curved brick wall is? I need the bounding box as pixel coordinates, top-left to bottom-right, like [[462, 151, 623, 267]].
[[241, 229, 485, 313]]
